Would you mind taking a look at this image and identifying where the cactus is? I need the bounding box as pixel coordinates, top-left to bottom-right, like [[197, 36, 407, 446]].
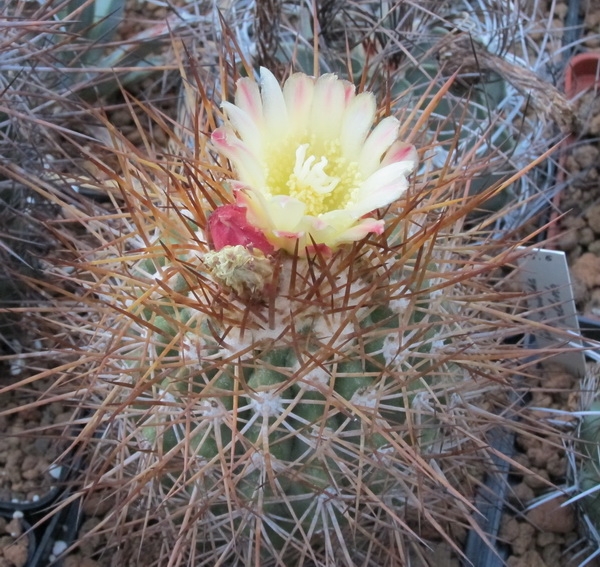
[[262, 0, 571, 232], [0, 53, 557, 566], [578, 398, 600, 528], [570, 368, 600, 561], [1, 0, 246, 102], [0, 1, 585, 564]]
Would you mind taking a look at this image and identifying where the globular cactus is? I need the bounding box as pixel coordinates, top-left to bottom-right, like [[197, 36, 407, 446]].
[[15, 64, 546, 567], [578, 398, 600, 527], [573, 368, 600, 557]]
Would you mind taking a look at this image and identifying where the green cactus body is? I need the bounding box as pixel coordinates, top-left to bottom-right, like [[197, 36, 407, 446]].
[[59, 184, 508, 567], [578, 400, 600, 526], [98, 224, 469, 562], [32, 154, 543, 567]]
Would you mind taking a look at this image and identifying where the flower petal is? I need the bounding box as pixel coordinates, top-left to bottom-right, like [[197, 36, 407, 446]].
[[350, 162, 411, 216], [209, 204, 275, 255], [263, 195, 308, 233], [358, 116, 400, 177], [335, 217, 385, 241], [381, 141, 419, 171], [221, 101, 263, 156], [340, 92, 377, 161], [297, 210, 382, 250], [237, 189, 313, 254], [234, 77, 264, 125], [235, 185, 273, 230], [303, 211, 355, 247], [260, 67, 289, 140], [310, 74, 355, 141], [283, 72, 315, 136], [238, 189, 307, 233], [212, 127, 266, 187]]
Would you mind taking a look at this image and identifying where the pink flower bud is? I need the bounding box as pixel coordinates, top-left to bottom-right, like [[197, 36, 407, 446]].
[[208, 204, 275, 255]]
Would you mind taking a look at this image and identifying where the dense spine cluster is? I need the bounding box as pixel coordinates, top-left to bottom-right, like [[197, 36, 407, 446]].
[[54, 150, 533, 565]]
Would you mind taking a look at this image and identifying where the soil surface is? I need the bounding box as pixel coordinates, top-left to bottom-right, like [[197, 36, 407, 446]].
[[553, 0, 600, 318], [0, 379, 70, 506], [528, 0, 600, 560], [503, 362, 597, 567], [0, 514, 31, 567]]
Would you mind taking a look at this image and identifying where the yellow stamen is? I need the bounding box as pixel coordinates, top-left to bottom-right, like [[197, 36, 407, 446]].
[[292, 144, 340, 195], [265, 138, 362, 217]]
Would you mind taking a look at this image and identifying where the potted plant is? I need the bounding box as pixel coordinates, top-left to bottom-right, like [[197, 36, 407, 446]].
[[0, 1, 585, 565]]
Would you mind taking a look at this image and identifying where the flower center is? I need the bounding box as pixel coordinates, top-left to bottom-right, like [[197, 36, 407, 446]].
[[291, 144, 340, 196], [265, 139, 362, 217]]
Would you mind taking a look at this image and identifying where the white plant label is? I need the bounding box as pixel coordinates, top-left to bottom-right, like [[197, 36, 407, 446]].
[[517, 248, 586, 377]]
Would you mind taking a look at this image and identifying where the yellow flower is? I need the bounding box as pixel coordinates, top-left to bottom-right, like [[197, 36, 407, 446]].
[[212, 68, 418, 254]]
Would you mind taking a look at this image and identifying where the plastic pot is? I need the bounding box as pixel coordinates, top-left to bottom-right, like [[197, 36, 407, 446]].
[[565, 53, 600, 99], [28, 492, 82, 567], [0, 460, 72, 515], [549, 52, 600, 243]]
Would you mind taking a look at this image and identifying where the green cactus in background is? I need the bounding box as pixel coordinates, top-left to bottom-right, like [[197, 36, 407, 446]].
[[573, 368, 600, 562], [1, 0, 240, 101], [578, 398, 600, 529], [261, 0, 572, 230]]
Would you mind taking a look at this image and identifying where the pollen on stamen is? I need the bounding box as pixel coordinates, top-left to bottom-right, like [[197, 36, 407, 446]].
[[293, 145, 340, 196], [264, 136, 364, 219]]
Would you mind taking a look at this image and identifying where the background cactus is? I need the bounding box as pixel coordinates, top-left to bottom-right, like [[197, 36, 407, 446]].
[[565, 366, 600, 564], [577, 397, 600, 528]]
